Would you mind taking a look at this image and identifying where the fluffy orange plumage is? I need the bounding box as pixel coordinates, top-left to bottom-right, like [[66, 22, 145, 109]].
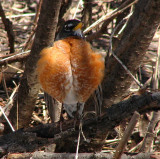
[[37, 37, 104, 106]]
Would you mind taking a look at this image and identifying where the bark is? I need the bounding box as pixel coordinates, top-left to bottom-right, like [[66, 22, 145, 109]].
[[103, 0, 160, 107], [1, 92, 160, 156], [3, 0, 62, 133]]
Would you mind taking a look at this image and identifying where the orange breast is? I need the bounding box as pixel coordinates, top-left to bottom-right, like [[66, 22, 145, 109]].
[[37, 37, 104, 103]]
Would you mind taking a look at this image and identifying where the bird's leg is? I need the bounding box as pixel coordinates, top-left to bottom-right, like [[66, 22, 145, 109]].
[[75, 119, 81, 159], [59, 104, 64, 132], [73, 112, 78, 130], [77, 102, 86, 141], [75, 103, 86, 159], [73, 102, 82, 129], [75, 102, 81, 159]]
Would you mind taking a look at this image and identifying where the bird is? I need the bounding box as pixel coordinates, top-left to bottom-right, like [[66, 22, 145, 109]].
[[37, 19, 105, 120]]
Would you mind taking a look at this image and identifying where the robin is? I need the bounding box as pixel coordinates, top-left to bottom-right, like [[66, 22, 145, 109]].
[[37, 19, 105, 119]]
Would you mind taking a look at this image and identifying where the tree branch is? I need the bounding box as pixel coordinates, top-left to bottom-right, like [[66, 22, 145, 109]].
[[1, 92, 160, 156]]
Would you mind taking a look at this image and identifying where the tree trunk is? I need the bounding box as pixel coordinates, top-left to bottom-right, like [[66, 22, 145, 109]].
[[4, 0, 62, 133], [103, 0, 160, 107]]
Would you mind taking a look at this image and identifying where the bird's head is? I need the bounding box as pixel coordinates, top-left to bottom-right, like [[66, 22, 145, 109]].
[[56, 19, 84, 40]]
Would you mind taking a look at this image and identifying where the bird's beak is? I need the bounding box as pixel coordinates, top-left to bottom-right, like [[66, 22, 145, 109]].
[[73, 22, 83, 31]]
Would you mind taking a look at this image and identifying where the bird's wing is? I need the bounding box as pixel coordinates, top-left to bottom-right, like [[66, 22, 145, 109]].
[[44, 92, 62, 123], [93, 84, 103, 117]]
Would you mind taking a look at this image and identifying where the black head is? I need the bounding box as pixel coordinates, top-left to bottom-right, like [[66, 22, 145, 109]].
[[56, 19, 84, 40]]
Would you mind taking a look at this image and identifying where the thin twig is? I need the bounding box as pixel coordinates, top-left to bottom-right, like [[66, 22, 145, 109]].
[[0, 13, 36, 19], [33, 0, 43, 25], [84, 8, 117, 34], [7, 64, 24, 73], [12, 3, 28, 13], [0, 84, 20, 116], [109, 16, 143, 87], [0, 50, 30, 66], [128, 140, 143, 152], [113, 111, 140, 159], [0, 2, 15, 53], [84, 0, 138, 34], [32, 113, 45, 124], [0, 50, 30, 62], [75, 124, 81, 159], [105, 139, 121, 144], [72, 0, 83, 19], [0, 106, 15, 132]]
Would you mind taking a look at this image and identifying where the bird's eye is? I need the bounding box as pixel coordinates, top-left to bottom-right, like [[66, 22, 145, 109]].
[[64, 23, 74, 31]]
